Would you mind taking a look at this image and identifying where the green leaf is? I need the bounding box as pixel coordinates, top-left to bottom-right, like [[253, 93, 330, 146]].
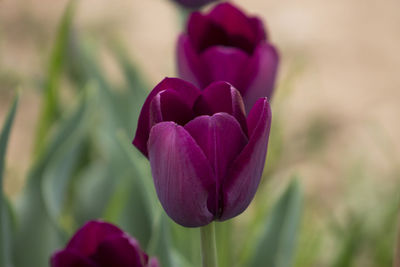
[[13, 92, 88, 267], [250, 178, 303, 267], [34, 0, 76, 155], [42, 90, 90, 225], [170, 223, 200, 267], [0, 93, 18, 267], [109, 40, 148, 97], [147, 214, 174, 267], [332, 215, 364, 267], [1, 197, 15, 267]]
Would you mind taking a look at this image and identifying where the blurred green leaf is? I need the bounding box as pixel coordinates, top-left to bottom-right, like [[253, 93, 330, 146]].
[[109, 40, 148, 97], [14, 92, 88, 267], [332, 215, 364, 267], [1, 197, 15, 267], [0, 93, 18, 267], [34, 0, 75, 155], [101, 131, 154, 248], [250, 178, 303, 267], [170, 223, 200, 267], [147, 214, 174, 267], [42, 89, 90, 226]]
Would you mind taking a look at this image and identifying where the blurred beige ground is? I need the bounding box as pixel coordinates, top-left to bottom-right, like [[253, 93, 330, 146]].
[[0, 0, 399, 221]]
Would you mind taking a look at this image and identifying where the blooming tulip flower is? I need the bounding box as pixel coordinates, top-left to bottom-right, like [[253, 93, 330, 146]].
[[133, 78, 271, 227], [177, 2, 279, 112], [51, 220, 159, 267], [171, 0, 220, 9]]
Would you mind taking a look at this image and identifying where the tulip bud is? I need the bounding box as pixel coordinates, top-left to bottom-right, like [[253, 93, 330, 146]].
[[50, 220, 159, 267], [177, 2, 279, 112], [133, 78, 271, 227]]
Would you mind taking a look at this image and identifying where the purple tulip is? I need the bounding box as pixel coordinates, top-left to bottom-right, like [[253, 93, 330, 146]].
[[177, 2, 279, 112], [133, 78, 271, 227], [171, 0, 220, 9], [50, 220, 159, 267]]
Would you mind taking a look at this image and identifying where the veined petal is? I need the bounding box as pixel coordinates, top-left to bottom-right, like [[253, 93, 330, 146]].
[[66, 221, 123, 256], [50, 250, 97, 267], [193, 81, 248, 135], [133, 78, 201, 157], [200, 47, 249, 92], [241, 43, 279, 112], [91, 236, 144, 267], [220, 98, 271, 220], [184, 113, 248, 216], [148, 122, 215, 227]]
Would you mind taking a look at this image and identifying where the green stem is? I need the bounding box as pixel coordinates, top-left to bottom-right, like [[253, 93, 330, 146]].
[[200, 223, 218, 267]]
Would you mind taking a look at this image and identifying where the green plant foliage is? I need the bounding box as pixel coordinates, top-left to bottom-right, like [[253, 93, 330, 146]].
[[0, 93, 19, 267], [250, 179, 303, 267], [13, 93, 88, 267], [34, 0, 75, 156]]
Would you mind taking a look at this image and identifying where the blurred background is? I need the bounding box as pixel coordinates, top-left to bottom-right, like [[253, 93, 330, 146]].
[[1, 0, 400, 266]]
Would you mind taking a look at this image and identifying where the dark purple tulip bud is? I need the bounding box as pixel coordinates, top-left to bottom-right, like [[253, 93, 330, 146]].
[[133, 78, 271, 227], [171, 0, 220, 9], [177, 2, 279, 112], [50, 220, 159, 267]]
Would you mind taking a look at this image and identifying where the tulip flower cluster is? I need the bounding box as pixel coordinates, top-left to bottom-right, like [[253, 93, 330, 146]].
[[133, 2, 278, 227], [51, 1, 278, 266]]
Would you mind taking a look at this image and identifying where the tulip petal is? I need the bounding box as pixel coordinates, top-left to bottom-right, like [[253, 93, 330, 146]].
[[220, 98, 271, 220], [187, 4, 259, 55], [187, 12, 212, 53], [185, 113, 248, 215], [91, 236, 144, 267], [208, 3, 256, 50], [51, 250, 97, 267], [241, 43, 279, 112], [249, 17, 268, 42], [148, 122, 215, 227], [149, 89, 195, 126], [193, 81, 248, 135], [200, 47, 249, 92], [66, 221, 123, 256], [133, 78, 201, 157]]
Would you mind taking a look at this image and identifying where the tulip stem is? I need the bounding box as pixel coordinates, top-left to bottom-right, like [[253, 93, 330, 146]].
[[200, 223, 218, 267]]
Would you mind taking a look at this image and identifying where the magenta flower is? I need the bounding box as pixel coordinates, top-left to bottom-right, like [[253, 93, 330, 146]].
[[171, 0, 220, 9], [51, 220, 159, 267], [177, 2, 279, 112], [133, 78, 271, 227]]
